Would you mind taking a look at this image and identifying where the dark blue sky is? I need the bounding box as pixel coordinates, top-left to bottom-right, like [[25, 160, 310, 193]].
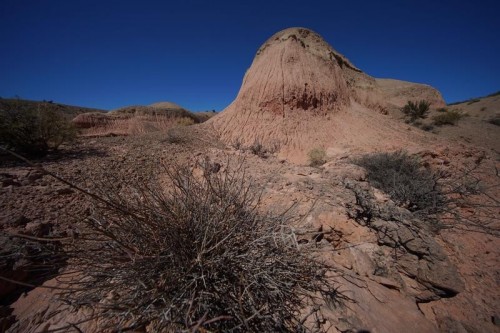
[[1, 0, 499, 111]]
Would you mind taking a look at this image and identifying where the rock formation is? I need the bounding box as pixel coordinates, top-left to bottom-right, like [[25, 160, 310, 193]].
[[72, 102, 201, 135], [209, 27, 446, 162]]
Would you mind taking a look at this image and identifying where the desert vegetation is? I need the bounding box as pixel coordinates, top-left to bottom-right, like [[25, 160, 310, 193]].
[[354, 151, 445, 215], [432, 109, 465, 126], [0, 102, 76, 157], [401, 100, 430, 122], [353, 150, 500, 237], [50, 159, 335, 332], [308, 148, 327, 167], [230, 139, 281, 158]]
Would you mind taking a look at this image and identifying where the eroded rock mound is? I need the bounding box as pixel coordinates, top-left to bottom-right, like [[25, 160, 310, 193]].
[[210, 28, 352, 151], [73, 102, 201, 136], [209, 27, 446, 161], [376, 78, 446, 109]]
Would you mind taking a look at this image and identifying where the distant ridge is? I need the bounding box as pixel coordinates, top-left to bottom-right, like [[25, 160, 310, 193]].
[[0, 98, 106, 118], [448, 91, 500, 106]]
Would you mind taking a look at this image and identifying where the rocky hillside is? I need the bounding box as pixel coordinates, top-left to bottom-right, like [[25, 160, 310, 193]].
[[438, 92, 500, 154]]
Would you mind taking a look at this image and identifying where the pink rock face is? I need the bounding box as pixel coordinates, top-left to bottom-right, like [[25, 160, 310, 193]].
[[209, 27, 446, 162], [236, 28, 352, 116], [210, 28, 356, 157]]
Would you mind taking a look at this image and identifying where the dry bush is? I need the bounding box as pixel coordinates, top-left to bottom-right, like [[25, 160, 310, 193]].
[[308, 148, 327, 167], [57, 159, 334, 332], [246, 140, 280, 158], [353, 151, 500, 233], [166, 126, 188, 144], [249, 140, 266, 157], [432, 109, 465, 126], [354, 151, 445, 215], [176, 117, 195, 127]]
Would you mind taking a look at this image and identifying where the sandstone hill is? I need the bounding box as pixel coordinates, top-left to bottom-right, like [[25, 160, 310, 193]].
[[208, 27, 446, 162], [73, 101, 210, 136]]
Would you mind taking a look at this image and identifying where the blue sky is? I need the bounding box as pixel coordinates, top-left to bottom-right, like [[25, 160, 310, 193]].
[[1, 0, 499, 111]]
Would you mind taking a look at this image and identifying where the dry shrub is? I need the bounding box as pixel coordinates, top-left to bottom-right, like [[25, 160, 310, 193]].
[[432, 109, 465, 126], [176, 117, 195, 126], [249, 140, 266, 157], [308, 148, 327, 167], [246, 140, 280, 158], [58, 159, 334, 332], [354, 151, 445, 215]]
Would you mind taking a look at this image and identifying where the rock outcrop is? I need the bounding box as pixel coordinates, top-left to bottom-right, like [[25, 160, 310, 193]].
[[209, 27, 446, 162]]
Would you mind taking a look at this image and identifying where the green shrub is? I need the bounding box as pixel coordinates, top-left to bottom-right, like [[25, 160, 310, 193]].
[[59, 160, 333, 332], [432, 109, 465, 126], [401, 100, 431, 121], [0, 104, 75, 157], [354, 151, 444, 214], [308, 148, 327, 167], [437, 107, 448, 113]]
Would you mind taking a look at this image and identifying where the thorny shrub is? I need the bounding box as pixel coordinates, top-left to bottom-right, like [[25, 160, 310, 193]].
[[354, 150, 500, 235], [354, 151, 445, 215], [57, 158, 335, 332]]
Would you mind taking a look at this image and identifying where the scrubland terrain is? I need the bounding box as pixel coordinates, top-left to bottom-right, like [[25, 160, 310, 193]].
[[1, 27, 499, 333]]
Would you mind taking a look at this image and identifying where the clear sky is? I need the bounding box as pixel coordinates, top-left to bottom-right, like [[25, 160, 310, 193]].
[[1, 0, 499, 111]]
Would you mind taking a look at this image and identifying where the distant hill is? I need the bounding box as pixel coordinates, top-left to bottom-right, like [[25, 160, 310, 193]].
[[0, 98, 107, 119], [110, 102, 218, 123], [448, 91, 500, 106]]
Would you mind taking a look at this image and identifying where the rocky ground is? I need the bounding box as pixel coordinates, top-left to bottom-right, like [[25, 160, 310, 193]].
[[1, 124, 498, 332]]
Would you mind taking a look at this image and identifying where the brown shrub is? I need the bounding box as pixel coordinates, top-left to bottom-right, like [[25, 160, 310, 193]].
[[58, 159, 335, 332]]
